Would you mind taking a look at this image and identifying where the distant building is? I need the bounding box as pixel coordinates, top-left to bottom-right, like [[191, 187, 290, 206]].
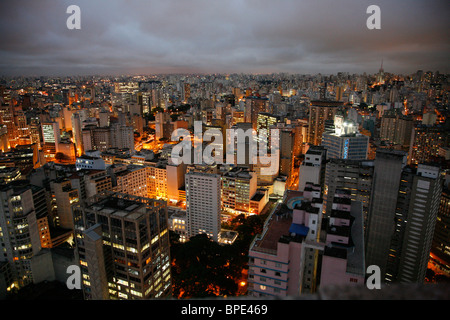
[[307, 101, 342, 145]]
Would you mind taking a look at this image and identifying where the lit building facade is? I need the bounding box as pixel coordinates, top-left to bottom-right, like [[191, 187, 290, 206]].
[[221, 167, 257, 215], [185, 168, 221, 242], [73, 192, 172, 300]]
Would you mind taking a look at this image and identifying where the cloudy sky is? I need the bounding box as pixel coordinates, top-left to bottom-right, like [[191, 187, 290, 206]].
[[0, 0, 448, 76]]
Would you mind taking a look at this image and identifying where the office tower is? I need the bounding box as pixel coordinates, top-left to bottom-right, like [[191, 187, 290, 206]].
[[384, 164, 442, 283], [73, 192, 172, 299], [409, 124, 449, 165], [71, 112, 83, 156], [146, 163, 168, 201], [83, 126, 110, 152], [42, 122, 60, 161], [98, 111, 110, 127], [166, 162, 186, 205], [50, 179, 79, 229], [155, 112, 171, 140], [42, 122, 60, 145], [256, 112, 279, 138], [14, 108, 30, 145], [244, 96, 269, 130], [0, 104, 16, 146], [365, 149, 408, 279], [182, 83, 191, 102], [320, 191, 365, 287], [0, 181, 48, 288], [29, 117, 42, 151], [110, 123, 135, 154], [0, 125, 9, 152], [82, 124, 135, 154], [298, 146, 327, 192], [230, 109, 245, 126], [279, 129, 295, 178], [221, 167, 257, 215], [431, 185, 450, 271], [380, 113, 414, 146], [111, 164, 147, 198], [81, 170, 113, 200], [185, 167, 221, 242], [321, 116, 369, 160], [324, 159, 374, 227], [132, 114, 144, 136], [307, 101, 341, 145], [247, 186, 323, 297], [366, 148, 443, 283], [204, 123, 226, 163], [227, 122, 254, 170]]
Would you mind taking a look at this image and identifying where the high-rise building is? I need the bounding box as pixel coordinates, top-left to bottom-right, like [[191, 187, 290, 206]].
[[244, 96, 269, 130], [221, 167, 257, 215], [324, 159, 374, 227], [307, 101, 341, 145], [111, 164, 147, 198], [185, 167, 221, 242], [82, 124, 135, 154], [365, 149, 408, 279], [431, 185, 450, 273], [71, 112, 83, 156], [50, 179, 79, 230], [73, 191, 172, 300], [0, 181, 48, 288], [321, 116, 369, 160], [298, 146, 327, 192], [380, 113, 414, 146], [409, 124, 449, 165], [366, 148, 443, 283], [384, 164, 442, 283]]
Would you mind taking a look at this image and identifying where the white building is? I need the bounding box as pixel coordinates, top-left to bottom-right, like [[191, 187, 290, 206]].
[[185, 169, 221, 242]]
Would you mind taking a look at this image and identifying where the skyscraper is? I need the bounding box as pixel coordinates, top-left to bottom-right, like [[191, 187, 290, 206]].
[[307, 101, 341, 145], [366, 148, 443, 283], [73, 191, 172, 299], [324, 159, 374, 227], [365, 149, 408, 279], [185, 167, 221, 242], [384, 164, 442, 283], [431, 185, 450, 273], [0, 181, 48, 288], [321, 116, 369, 160]]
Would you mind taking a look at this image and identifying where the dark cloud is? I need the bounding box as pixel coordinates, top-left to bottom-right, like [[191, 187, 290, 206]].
[[0, 0, 448, 76]]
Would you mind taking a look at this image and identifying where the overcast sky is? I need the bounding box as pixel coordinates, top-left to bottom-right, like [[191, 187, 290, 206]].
[[0, 0, 448, 76]]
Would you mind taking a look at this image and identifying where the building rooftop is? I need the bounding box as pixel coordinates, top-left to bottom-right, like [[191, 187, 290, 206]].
[[87, 194, 150, 220]]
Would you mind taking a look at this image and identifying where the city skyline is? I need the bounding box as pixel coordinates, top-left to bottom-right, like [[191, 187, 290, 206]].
[[0, 0, 449, 77]]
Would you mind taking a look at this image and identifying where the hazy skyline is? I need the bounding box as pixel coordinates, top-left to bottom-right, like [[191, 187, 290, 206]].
[[0, 0, 449, 76]]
